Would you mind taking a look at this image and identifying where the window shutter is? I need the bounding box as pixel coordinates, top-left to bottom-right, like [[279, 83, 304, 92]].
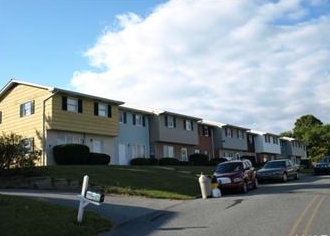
[[0, 111, 2, 124], [94, 102, 98, 115], [173, 117, 176, 128], [183, 120, 186, 130], [31, 100, 35, 114], [132, 114, 136, 125], [78, 99, 83, 113], [123, 112, 127, 123], [19, 104, 23, 117], [191, 121, 194, 131], [165, 115, 168, 126], [142, 116, 146, 127], [107, 105, 112, 117], [62, 96, 67, 110]]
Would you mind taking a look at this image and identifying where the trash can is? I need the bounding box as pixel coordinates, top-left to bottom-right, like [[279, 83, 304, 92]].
[[199, 173, 211, 199]]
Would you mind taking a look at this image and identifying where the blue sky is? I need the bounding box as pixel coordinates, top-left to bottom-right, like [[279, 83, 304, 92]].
[[1, 0, 330, 133], [0, 0, 166, 87]]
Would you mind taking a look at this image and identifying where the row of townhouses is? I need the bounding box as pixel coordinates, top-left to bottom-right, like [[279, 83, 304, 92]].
[[0, 80, 307, 166]]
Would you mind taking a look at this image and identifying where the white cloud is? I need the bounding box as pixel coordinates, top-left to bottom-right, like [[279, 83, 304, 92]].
[[71, 0, 330, 133]]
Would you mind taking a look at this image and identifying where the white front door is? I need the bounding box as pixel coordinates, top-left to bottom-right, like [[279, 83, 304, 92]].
[[119, 144, 127, 165]]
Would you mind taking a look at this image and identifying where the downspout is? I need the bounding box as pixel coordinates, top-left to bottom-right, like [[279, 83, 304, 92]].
[[211, 128, 215, 159], [42, 90, 59, 166]]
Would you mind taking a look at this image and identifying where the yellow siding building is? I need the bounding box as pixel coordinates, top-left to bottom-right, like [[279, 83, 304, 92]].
[[0, 80, 124, 165]]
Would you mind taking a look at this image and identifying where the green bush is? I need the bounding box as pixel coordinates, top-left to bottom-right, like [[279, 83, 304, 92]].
[[130, 158, 152, 165], [188, 153, 209, 166], [0, 132, 40, 170], [209, 157, 228, 166], [53, 144, 90, 165], [159, 158, 180, 166], [88, 152, 111, 165]]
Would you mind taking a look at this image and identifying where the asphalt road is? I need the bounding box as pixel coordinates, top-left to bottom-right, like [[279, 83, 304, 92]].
[[2, 174, 330, 236]]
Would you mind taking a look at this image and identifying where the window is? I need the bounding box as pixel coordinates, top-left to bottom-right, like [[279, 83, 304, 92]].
[[203, 125, 209, 136], [20, 101, 35, 117], [62, 96, 82, 113], [225, 128, 233, 137], [92, 139, 103, 153], [273, 137, 279, 144], [181, 148, 188, 161], [119, 111, 127, 123], [132, 144, 146, 158], [163, 145, 174, 158], [94, 102, 111, 117], [238, 130, 244, 139], [56, 136, 84, 145], [165, 115, 176, 128], [265, 135, 271, 143], [184, 120, 193, 131], [133, 114, 145, 126], [21, 138, 34, 153]]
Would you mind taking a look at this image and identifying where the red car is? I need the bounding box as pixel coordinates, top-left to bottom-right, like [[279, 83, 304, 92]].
[[213, 160, 258, 193]]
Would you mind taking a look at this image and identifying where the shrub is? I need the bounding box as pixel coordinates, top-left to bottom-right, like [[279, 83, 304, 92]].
[[0, 132, 40, 170], [53, 144, 90, 165], [209, 157, 228, 166], [159, 158, 180, 166], [88, 152, 111, 165], [188, 153, 209, 166], [130, 158, 151, 165]]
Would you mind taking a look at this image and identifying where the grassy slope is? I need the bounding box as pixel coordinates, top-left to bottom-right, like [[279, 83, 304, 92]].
[[1, 165, 215, 199]]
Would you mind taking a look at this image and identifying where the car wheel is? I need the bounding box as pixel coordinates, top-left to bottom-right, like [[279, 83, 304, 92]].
[[241, 181, 248, 193], [295, 171, 299, 180], [282, 173, 288, 182]]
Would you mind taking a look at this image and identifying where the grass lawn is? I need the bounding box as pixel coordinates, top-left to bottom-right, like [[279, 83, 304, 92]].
[[1, 165, 216, 200], [0, 194, 112, 236]]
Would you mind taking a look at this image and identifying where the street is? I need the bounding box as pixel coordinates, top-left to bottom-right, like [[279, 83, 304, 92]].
[[1, 174, 330, 236]]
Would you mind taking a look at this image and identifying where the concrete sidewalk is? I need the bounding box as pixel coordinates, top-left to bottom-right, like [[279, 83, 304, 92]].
[[0, 189, 184, 226]]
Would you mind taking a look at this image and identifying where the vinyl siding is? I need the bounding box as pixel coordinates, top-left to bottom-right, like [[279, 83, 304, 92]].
[[0, 84, 49, 152], [48, 94, 119, 136]]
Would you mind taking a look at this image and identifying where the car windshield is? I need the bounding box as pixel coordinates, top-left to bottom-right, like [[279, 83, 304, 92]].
[[263, 161, 286, 169], [215, 162, 243, 173]]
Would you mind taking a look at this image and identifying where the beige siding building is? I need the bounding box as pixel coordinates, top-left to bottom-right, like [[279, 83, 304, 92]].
[[0, 80, 123, 165]]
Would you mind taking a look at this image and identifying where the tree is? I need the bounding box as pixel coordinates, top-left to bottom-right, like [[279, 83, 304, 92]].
[[280, 131, 293, 137], [0, 132, 41, 170], [291, 115, 330, 161], [293, 114, 323, 140]]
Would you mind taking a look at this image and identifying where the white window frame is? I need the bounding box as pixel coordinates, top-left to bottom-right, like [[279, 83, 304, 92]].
[[163, 145, 174, 158], [67, 97, 78, 112], [203, 126, 209, 136], [185, 120, 192, 131], [135, 114, 143, 126], [167, 116, 174, 128], [98, 103, 107, 117], [132, 144, 146, 158]]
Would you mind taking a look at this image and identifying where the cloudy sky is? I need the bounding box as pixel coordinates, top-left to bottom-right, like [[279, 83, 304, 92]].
[[1, 0, 330, 134]]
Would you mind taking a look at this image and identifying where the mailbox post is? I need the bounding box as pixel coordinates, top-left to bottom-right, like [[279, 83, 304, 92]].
[[77, 175, 104, 224]]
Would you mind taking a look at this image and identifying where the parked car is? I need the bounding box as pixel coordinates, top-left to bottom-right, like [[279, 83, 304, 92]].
[[257, 159, 299, 183], [213, 159, 258, 193], [314, 156, 330, 175]]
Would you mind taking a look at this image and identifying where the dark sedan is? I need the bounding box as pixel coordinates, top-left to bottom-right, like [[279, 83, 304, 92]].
[[257, 159, 299, 183], [314, 156, 330, 175]]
